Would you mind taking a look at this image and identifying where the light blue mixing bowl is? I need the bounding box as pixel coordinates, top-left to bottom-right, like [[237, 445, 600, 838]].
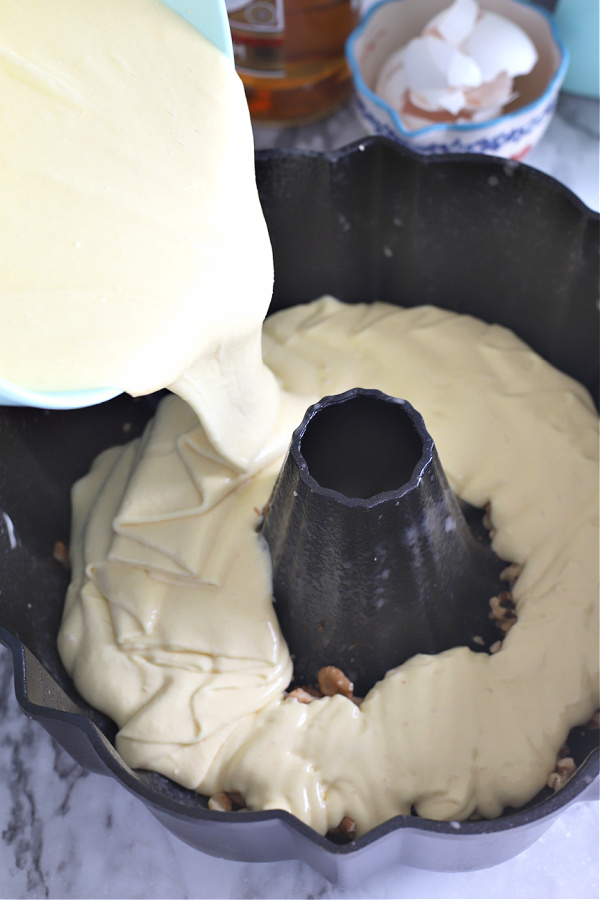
[[0, 0, 233, 410], [552, 0, 599, 98], [161, 0, 233, 61]]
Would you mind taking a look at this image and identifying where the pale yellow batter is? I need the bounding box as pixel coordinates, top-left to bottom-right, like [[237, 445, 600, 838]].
[[58, 298, 599, 835], [0, 0, 279, 469]]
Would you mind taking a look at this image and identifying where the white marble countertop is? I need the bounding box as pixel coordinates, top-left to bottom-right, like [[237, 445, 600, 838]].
[[1, 90, 598, 900]]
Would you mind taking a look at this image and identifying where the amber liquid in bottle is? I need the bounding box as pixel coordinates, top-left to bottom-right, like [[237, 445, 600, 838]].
[[227, 0, 360, 125]]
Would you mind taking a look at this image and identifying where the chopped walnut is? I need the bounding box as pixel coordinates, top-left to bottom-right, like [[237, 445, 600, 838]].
[[547, 755, 576, 792], [489, 596, 501, 617], [500, 562, 523, 586], [286, 686, 323, 704], [52, 540, 70, 567], [489, 591, 517, 635], [482, 504, 496, 538], [489, 591, 515, 616], [318, 666, 354, 699], [208, 790, 246, 812], [328, 815, 357, 841], [497, 617, 517, 634], [489, 640, 502, 654], [208, 791, 233, 812]]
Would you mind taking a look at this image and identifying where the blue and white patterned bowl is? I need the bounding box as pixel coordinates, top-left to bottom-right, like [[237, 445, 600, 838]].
[[346, 0, 569, 158]]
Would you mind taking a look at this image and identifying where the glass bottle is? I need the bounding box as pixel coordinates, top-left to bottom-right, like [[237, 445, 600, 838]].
[[226, 0, 360, 126]]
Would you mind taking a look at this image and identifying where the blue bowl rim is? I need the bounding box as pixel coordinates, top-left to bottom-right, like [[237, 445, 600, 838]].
[[346, 0, 570, 139], [0, 376, 120, 410]]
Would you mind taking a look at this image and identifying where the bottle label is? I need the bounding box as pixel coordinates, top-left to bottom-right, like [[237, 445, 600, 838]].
[[226, 1, 285, 31], [226, 0, 286, 78]]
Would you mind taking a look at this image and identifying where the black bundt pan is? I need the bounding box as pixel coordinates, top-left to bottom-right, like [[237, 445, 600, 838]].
[[0, 138, 598, 885]]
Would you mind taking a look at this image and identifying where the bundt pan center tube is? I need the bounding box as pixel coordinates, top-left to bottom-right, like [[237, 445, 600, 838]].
[[262, 387, 505, 697], [0, 138, 598, 885]]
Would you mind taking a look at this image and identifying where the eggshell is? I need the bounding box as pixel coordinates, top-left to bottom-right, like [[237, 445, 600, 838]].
[[424, 0, 479, 46], [465, 10, 538, 80], [403, 35, 482, 90], [373, 0, 540, 130], [409, 86, 467, 114], [463, 71, 515, 110]]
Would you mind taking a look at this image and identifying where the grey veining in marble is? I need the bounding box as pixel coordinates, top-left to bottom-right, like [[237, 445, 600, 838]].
[[0, 60, 598, 900], [1, 634, 598, 900]]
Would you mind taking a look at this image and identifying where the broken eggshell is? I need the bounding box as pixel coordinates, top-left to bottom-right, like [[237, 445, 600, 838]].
[[375, 0, 538, 129], [346, 0, 569, 157]]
